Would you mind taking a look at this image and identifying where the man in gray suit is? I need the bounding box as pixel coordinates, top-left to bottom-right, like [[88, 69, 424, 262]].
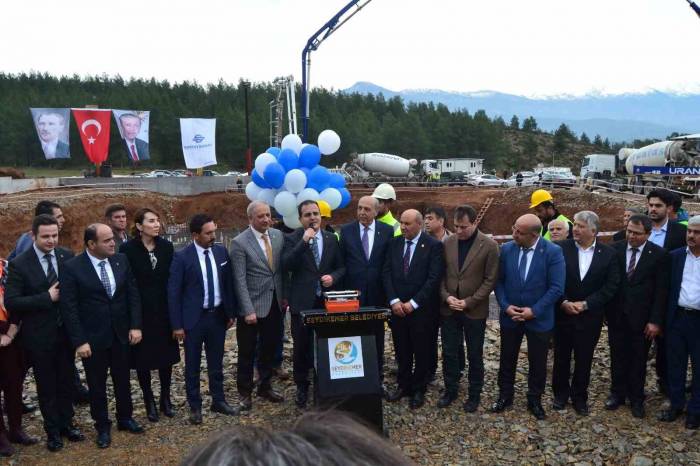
[[230, 201, 285, 410]]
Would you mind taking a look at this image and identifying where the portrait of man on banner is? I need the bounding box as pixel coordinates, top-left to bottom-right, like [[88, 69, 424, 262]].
[[113, 109, 150, 162], [30, 108, 71, 159]]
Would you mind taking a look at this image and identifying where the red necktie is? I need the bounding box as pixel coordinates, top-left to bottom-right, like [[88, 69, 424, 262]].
[[130, 143, 139, 161]]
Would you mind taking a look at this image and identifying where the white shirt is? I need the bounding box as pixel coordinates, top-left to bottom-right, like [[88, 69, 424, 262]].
[[518, 237, 540, 280], [359, 220, 376, 257], [678, 248, 700, 310], [626, 242, 647, 271], [194, 242, 222, 308], [649, 219, 668, 248], [576, 240, 596, 280], [251, 226, 271, 262], [86, 251, 115, 297], [33, 243, 58, 278], [41, 140, 58, 159], [389, 232, 422, 310]]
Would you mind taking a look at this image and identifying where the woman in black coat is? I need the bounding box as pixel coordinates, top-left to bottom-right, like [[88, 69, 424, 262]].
[[120, 208, 180, 422]]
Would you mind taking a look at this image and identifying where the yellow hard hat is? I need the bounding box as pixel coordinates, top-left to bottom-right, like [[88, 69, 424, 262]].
[[529, 189, 553, 209], [317, 200, 332, 218]]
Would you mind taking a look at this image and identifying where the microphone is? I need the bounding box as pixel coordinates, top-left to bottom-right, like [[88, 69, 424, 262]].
[[308, 222, 316, 245]]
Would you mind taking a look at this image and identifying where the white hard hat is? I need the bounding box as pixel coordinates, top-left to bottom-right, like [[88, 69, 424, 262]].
[[372, 183, 396, 200]]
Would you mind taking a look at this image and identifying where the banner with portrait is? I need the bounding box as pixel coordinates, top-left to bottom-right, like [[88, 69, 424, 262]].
[[30, 108, 71, 159], [180, 118, 217, 169], [112, 109, 150, 162]]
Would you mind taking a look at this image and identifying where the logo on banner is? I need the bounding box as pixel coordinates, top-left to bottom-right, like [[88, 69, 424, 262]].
[[180, 118, 217, 169], [328, 336, 364, 380], [193, 134, 205, 143]]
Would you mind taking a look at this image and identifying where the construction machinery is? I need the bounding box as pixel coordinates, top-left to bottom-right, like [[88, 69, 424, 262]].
[[269, 76, 298, 148]]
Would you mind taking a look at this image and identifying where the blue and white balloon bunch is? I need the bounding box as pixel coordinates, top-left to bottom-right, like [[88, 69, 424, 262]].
[[245, 129, 350, 229]]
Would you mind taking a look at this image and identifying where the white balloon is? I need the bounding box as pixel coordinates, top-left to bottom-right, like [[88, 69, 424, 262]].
[[281, 134, 303, 154], [317, 129, 341, 155], [245, 182, 262, 202], [320, 188, 342, 210], [284, 169, 307, 194], [274, 191, 298, 217], [296, 188, 320, 205], [283, 215, 302, 229], [257, 188, 278, 206], [255, 152, 277, 175]]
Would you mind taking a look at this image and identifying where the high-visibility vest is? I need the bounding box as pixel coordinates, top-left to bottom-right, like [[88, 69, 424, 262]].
[[378, 211, 402, 237], [543, 214, 573, 241]]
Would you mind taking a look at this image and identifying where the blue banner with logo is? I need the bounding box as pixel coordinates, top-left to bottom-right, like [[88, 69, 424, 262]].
[[633, 166, 700, 176]]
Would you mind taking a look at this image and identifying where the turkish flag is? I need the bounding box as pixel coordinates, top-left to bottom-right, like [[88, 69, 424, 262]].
[[71, 109, 112, 164]]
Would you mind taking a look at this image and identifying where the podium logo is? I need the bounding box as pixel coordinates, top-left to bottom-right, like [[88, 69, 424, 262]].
[[334, 340, 358, 365]]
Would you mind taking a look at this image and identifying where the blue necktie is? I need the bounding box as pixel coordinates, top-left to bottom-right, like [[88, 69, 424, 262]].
[[310, 236, 322, 296], [403, 240, 413, 275], [204, 249, 215, 309], [361, 226, 370, 260], [519, 247, 532, 283]]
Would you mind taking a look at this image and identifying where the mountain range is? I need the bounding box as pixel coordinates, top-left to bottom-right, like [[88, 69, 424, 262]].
[[343, 82, 700, 143]]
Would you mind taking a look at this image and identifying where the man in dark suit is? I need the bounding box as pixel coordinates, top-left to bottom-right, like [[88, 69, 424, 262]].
[[552, 211, 620, 416], [60, 223, 144, 449], [5, 215, 83, 452], [339, 195, 394, 388], [168, 214, 238, 424], [493, 214, 565, 420], [383, 209, 444, 409], [119, 113, 150, 161], [647, 188, 687, 396], [283, 200, 345, 408], [438, 205, 499, 412], [35, 112, 70, 159], [659, 216, 700, 429], [606, 214, 669, 418]]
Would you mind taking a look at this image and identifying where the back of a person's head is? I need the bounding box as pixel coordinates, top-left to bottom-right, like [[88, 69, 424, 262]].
[[182, 411, 415, 466]]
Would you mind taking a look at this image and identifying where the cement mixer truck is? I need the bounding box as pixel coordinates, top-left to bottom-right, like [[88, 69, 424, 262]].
[[580, 134, 700, 194]]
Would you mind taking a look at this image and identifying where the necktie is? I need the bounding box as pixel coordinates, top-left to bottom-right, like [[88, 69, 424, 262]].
[[130, 144, 139, 161], [403, 240, 413, 275], [44, 254, 57, 285], [262, 233, 274, 271], [361, 226, 370, 260], [204, 250, 215, 309], [98, 261, 112, 297], [519, 248, 532, 283], [627, 247, 639, 279], [310, 235, 321, 296]]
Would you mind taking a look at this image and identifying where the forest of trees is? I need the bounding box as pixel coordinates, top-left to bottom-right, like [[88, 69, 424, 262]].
[[0, 73, 661, 171]]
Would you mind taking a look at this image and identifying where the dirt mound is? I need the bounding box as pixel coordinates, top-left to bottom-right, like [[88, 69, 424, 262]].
[[0, 167, 25, 179]]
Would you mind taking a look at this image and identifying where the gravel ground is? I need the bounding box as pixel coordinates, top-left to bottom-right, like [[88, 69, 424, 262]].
[[7, 297, 699, 465]]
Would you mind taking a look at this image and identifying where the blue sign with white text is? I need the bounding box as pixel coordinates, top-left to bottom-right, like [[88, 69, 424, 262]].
[[633, 166, 700, 176]]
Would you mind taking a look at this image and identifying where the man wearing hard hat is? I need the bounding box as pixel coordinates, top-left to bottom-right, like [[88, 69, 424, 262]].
[[529, 189, 573, 240], [372, 183, 402, 237], [317, 200, 339, 240]]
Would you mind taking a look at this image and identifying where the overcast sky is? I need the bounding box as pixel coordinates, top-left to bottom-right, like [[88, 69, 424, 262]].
[[2, 0, 699, 97]]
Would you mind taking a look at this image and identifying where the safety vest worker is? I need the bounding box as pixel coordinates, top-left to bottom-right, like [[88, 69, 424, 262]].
[[372, 183, 402, 237], [529, 189, 573, 240]]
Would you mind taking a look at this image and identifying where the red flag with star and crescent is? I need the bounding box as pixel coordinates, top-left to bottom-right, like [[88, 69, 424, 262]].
[[71, 109, 112, 164]]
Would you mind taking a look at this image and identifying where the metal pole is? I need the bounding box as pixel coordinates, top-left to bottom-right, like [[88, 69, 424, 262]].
[[243, 81, 252, 174]]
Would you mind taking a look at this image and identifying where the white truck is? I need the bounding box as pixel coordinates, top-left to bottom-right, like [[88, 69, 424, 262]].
[[580, 134, 700, 194]]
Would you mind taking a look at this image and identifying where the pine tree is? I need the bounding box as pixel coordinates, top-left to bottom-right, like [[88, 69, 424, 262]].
[[509, 115, 520, 130]]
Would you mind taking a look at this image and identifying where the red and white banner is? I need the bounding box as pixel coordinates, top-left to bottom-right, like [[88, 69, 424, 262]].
[[71, 108, 112, 164]]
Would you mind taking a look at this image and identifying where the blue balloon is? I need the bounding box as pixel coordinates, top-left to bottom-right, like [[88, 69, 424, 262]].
[[263, 162, 286, 189], [277, 148, 299, 172], [299, 144, 321, 169], [252, 169, 270, 188], [307, 165, 330, 192], [328, 172, 346, 189], [266, 147, 281, 158], [338, 187, 351, 209]]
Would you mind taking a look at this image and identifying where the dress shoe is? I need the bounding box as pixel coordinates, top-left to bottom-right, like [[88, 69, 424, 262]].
[[437, 392, 457, 408], [409, 391, 425, 409], [463, 396, 480, 413], [527, 400, 547, 420], [0, 433, 15, 457], [258, 387, 284, 403], [552, 398, 567, 411], [295, 386, 309, 409], [490, 398, 513, 413], [8, 430, 38, 445], [630, 402, 645, 419], [160, 396, 175, 418], [211, 401, 239, 416], [22, 401, 37, 414], [658, 407, 684, 422], [60, 424, 85, 442], [604, 395, 624, 411], [95, 430, 111, 449], [145, 399, 159, 423], [573, 402, 589, 416], [686, 414, 700, 430], [239, 395, 253, 411], [386, 388, 410, 403], [271, 367, 290, 380], [189, 408, 203, 425], [46, 433, 64, 452], [117, 418, 145, 434]]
